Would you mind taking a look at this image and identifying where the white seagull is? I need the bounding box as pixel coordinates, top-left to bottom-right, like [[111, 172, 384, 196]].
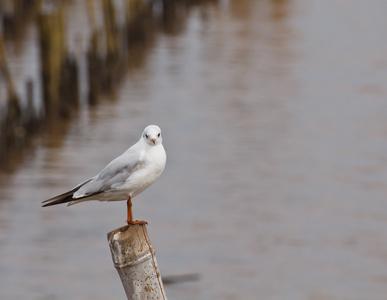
[[42, 125, 167, 225]]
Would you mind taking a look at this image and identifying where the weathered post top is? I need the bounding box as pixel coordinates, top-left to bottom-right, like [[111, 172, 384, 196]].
[[107, 224, 167, 300]]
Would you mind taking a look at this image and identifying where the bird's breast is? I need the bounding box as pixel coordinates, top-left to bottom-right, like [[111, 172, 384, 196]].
[[123, 145, 166, 197]]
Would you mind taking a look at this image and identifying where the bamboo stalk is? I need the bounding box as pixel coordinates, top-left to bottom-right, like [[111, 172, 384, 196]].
[[107, 224, 167, 300]]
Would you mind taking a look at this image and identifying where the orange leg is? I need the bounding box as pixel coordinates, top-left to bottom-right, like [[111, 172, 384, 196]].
[[126, 196, 147, 225]]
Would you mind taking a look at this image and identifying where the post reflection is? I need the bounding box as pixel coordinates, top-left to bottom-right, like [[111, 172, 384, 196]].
[[0, 0, 219, 174]]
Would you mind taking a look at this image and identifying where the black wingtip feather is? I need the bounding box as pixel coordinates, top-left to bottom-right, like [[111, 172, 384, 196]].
[[42, 187, 79, 207], [41, 178, 93, 207], [42, 195, 73, 207]]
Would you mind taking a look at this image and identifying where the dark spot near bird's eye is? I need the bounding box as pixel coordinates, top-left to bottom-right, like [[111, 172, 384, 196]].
[[158, 133, 160, 137], [145, 134, 148, 139]]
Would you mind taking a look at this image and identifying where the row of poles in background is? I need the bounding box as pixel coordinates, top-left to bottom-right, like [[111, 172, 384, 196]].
[[0, 0, 218, 172], [0, 0, 156, 171]]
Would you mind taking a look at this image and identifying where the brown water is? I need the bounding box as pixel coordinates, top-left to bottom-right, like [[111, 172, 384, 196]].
[[1, 0, 387, 299]]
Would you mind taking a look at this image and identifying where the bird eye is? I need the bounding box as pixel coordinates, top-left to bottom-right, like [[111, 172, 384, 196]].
[[145, 134, 148, 139], [158, 133, 160, 137]]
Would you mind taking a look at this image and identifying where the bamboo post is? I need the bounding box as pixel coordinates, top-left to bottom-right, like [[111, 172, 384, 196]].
[[107, 224, 167, 300]]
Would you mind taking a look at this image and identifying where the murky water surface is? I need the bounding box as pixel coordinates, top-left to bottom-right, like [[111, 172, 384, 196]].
[[1, 0, 387, 299]]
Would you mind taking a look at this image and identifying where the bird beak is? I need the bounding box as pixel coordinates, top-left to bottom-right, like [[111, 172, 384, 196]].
[[151, 138, 156, 144]]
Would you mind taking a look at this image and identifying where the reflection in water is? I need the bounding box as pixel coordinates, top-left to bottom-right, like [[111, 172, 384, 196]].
[[0, 0, 218, 174]]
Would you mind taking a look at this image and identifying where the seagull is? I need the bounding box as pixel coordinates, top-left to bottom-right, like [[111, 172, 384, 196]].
[[42, 125, 167, 225]]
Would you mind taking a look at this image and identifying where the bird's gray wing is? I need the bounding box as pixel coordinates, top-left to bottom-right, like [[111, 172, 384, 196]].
[[73, 149, 143, 198]]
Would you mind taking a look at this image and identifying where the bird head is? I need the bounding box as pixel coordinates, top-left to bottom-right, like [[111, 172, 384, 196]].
[[142, 125, 162, 146]]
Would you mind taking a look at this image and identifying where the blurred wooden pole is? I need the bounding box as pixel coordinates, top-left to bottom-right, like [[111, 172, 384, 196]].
[[0, 28, 18, 102], [107, 224, 167, 300]]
